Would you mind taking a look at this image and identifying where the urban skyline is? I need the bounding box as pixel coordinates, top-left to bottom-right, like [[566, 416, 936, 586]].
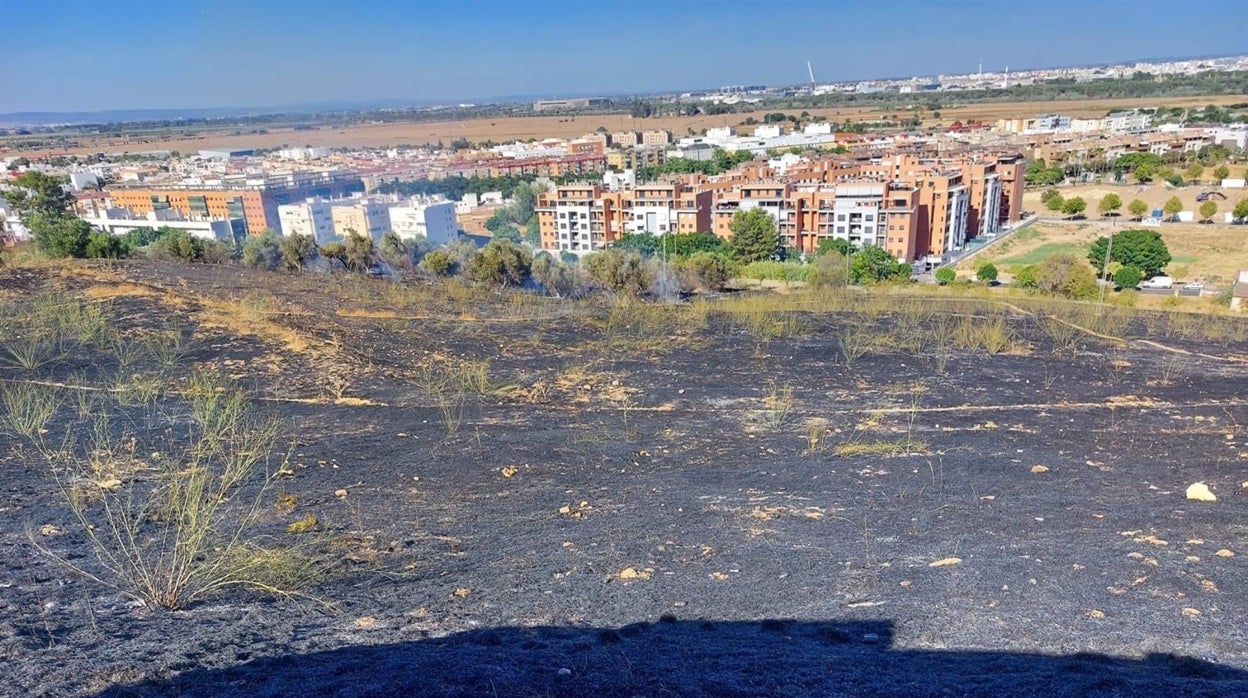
[[2, 0, 1246, 113]]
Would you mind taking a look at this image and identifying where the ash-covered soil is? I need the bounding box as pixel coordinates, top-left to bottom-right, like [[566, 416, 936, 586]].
[[2, 262, 1247, 697]]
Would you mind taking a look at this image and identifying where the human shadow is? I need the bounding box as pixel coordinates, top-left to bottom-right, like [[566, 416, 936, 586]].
[[95, 618, 1246, 697]]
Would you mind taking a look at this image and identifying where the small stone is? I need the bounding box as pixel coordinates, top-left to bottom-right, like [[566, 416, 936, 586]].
[[557, 668, 572, 678], [1182, 607, 1202, 618], [334, 489, 349, 498], [38, 524, 64, 536], [1185, 482, 1216, 502], [1087, 609, 1106, 619], [1030, 465, 1049, 474], [1215, 549, 1235, 558]]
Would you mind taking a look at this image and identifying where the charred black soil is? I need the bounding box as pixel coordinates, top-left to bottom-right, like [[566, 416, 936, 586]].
[[2, 262, 1247, 697]]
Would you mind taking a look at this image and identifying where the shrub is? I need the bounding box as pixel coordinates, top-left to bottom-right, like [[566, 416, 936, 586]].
[[808, 252, 849, 289], [84, 231, 128, 259], [148, 229, 205, 262], [976, 262, 998, 283], [1013, 264, 1038, 288], [684, 251, 736, 291], [241, 230, 283, 270], [934, 267, 956, 285], [585, 249, 653, 295], [420, 249, 454, 276], [467, 239, 532, 287], [30, 374, 319, 610], [29, 214, 92, 258], [1035, 253, 1098, 300], [741, 260, 811, 283]]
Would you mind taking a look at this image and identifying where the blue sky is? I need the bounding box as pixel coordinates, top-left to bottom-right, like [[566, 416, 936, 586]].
[[1, 0, 1245, 112]]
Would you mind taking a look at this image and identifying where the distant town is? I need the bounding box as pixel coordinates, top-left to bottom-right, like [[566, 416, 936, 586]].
[[2, 54, 1247, 271]]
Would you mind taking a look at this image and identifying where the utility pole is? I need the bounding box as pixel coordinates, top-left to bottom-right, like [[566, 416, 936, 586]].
[[1097, 232, 1114, 308]]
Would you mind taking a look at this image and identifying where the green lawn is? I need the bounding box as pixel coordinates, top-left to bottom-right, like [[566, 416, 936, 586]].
[[994, 242, 1088, 268]]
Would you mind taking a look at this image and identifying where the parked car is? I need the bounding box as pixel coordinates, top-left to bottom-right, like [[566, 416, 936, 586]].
[[1183, 281, 1205, 291], [1140, 275, 1174, 289]]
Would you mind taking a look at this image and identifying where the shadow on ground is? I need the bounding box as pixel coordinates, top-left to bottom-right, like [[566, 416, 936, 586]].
[[94, 618, 1245, 697]]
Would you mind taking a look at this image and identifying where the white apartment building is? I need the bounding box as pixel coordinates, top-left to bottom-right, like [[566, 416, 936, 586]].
[[276, 147, 332, 161], [1105, 110, 1151, 133], [83, 208, 241, 241], [830, 184, 889, 249], [277, 198, 336, 243], [330, 198, 391, 241], [942, 186, 970, 254], [388, 198, 459, 246]]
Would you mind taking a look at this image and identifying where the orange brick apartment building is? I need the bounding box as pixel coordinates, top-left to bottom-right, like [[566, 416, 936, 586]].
[[107, 172, 364, 235]]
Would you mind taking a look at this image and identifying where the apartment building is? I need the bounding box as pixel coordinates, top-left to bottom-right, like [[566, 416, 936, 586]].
[[536, 182, 712, 255], [388, 198, 459, 246], [107, 171, 363, 234], [611, 131, 641, 148], [330, 198, 391, 241], [605, 146, 665, 171], [278, 198, 336, 243], [642, 130, 672, 147]]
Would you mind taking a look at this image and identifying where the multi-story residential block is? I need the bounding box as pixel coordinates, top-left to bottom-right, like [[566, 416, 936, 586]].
[[611, 131, 641, 148], [536, 182, 712, 255], [107, 171, 363, 235], [388, 198, 459, 246], [330, 198, 391, 241], [641, 130, 672, 147], [278, 198, 336, 243]]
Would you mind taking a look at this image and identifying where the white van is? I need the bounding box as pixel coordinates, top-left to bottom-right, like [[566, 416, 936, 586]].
[[1140, 275, 1173, 289]]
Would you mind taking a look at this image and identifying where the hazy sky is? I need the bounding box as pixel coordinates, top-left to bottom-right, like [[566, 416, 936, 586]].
[[2, 0, 1245, 112]]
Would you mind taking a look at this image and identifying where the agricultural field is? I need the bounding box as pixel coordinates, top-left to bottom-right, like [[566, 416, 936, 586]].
[[1, 261, 1247, 696], [4, 95, 1244, 158]]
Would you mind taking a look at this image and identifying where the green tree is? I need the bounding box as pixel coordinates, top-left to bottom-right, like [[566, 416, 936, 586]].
[[1212, 164, 1230, 181], [320, 241, 346, 269], [419, 249, 454, 277], [2, 171, 75, 218], [1199, 200, 1218, 222], [378, 232, 410, 268], [1087, 228, 1171, 278], [728, 208, 779, 263], [1163, 196, 1184, 218], [976, 262, 999, 283], [850, 245, 909, 284], [934, 266, 956, 285], [1061, 196, 1087, 218], [343, 233, 376, 272], [1035, 253, 1098, 299], [1234, 199, 1248, 222], [1097, 193, 1122, 217], [28, 213, 92, 258], [1128, 199, 1149, 220], [468, 239, 532, 287], [1184, 163, 1204, 183], [1044, 193, 1065, 212], [816, 237, 856, 257], [279, 233, 317, 271], [1113, 265, 1143, 289], [808, 251, 849, 289], [241, 230, 282, 269]]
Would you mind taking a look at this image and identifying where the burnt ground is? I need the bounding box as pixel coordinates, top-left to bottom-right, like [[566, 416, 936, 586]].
[[2, 262, 1248, 697]]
